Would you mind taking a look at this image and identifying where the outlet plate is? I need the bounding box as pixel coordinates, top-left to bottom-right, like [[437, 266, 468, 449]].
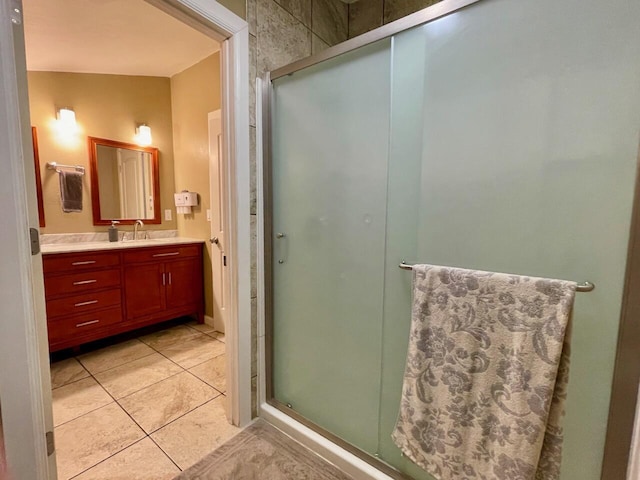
[[164, 209, 172, 221]]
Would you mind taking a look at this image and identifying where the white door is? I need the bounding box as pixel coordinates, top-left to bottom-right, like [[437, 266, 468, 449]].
[[0, 1, 56, 477], [117, 149, 145, 219], [209, 110, 228, 332]]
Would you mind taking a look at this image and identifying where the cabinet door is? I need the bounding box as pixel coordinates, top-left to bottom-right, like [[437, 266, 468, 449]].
[[165, 259, 202, 309], [124, 263, 165, 320]]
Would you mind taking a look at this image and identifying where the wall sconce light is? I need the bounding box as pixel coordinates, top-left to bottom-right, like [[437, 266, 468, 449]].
[[54, 107, 80, 146], [135, 124, 152, 146], [56, 107, 77, 132]]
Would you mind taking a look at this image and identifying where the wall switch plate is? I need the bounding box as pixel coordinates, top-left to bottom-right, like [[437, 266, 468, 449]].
[[164, 209, 172, 221], [206, 209, 211, 221]]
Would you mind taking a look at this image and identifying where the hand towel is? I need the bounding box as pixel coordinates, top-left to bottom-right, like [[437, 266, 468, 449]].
[[392, 265, 576, 480], [59, 170, 83, 213]]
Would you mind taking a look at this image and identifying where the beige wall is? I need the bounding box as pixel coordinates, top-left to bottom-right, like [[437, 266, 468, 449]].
[[171, 53, 221, 319], [28, 71, 177, 233]]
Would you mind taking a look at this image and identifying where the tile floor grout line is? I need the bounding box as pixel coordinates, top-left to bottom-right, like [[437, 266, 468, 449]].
[[111, 368, 186, 403], [144, 389, 223, 436], [147, 395, 222, 439], [72, 363, 151, 445], [147, 431, 185, 472], [67, 364, 151, 438], [183, 369, 225, 397], [66, 436, 151, 480], [183, 322, 226, 342], [77, 350, 158, 376], [183, 322, 216, 333], [139, 326, 207, 352], [107, 367, 220, 436], [189, 372, 226, 393], [51, 373, 91, 391], [53, 365, 127, 430], [185, 351, 226, 371], [86, 327, 219, 404], [53, 399, 116, 430], [88, 351, 187, 396], [146, 334, 225, 372]]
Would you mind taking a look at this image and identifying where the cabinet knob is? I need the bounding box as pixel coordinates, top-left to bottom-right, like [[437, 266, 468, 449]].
[[210, 237, 219, 245]]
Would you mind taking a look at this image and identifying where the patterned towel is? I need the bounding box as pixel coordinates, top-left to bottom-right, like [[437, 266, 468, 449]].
[[392, 265, 575, 480]]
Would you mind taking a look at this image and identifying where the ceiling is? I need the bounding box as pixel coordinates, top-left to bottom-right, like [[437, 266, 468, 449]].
[[23, 0, 220, 77]]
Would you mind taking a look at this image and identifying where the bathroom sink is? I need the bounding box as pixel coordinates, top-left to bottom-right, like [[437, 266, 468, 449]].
[[133, 238, 182, 244]]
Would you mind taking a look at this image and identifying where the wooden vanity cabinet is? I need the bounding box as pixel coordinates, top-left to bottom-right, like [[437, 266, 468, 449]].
[[123, 244, 203, 323], [43, 242, 204, 352]]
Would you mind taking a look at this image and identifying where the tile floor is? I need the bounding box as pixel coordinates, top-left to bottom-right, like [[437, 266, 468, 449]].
[[50, 320, 239, 480]]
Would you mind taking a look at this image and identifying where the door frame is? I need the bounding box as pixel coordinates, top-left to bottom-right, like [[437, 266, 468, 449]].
[[0, 0, 251, 478], [208, 109, 228, 334], [600, 140, 640, 479]]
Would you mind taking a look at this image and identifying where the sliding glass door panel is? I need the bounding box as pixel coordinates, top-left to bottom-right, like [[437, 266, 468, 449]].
[[271, 39, 392, 453], [378, 0, 640, 478]]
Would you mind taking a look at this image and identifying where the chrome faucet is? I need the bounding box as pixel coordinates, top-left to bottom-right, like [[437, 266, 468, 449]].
[[133, 219, 144, 240]]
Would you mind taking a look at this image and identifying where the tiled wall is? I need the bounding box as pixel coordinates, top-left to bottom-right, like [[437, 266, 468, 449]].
[[348, 0, 442, 38]]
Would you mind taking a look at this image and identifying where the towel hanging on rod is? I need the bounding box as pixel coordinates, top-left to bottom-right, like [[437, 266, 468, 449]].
[[398, 261, 595, 292]]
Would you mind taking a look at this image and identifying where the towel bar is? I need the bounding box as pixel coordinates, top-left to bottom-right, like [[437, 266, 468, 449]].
[[398, 261, 595, 292], [46, 162, 85, 174]]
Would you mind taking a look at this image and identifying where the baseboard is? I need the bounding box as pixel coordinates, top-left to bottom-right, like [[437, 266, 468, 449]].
[[204, 314, 224, 332]]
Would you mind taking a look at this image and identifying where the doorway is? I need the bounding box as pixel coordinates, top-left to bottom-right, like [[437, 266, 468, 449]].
[[0, 0, 250, 478]]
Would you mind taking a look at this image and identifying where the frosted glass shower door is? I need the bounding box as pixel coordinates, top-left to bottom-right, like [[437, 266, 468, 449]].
[[269, 0, 640, 478], [270, 39, 392, 453]]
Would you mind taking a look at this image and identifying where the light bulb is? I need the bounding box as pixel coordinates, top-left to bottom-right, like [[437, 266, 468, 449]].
[[136, 124, 152, 146]]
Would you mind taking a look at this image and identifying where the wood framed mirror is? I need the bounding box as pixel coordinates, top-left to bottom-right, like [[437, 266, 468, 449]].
[[88, 136, 161, 225], [32, 127, 45, 228]]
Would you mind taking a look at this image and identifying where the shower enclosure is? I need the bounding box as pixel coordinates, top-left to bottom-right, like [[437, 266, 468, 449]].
[[261, 0, 640, 478]]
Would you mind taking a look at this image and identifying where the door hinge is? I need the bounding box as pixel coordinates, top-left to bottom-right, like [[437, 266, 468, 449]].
[[9, 0, 22, 25], [30, 227, 40, 255], [46, 431, 55, 456], [223, 255, 227, 267]]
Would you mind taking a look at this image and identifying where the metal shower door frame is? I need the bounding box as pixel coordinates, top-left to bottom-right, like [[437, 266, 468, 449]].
[[259, 0, 640, 478]]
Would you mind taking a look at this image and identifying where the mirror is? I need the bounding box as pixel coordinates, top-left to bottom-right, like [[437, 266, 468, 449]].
[[88, 137, 160, 225]]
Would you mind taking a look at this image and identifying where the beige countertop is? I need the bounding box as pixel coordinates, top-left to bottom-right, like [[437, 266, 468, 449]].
[[41, 237, 205, 255]]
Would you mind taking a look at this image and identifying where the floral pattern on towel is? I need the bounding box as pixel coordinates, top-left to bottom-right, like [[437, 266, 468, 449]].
[[392, 265, 575, 480]]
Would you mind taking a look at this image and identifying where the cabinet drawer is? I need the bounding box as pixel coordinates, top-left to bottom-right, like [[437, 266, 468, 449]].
[[123, 244, 200, 264], [48, 306, 123, 343], [46, 288, 121, 319], [45, 268, 121, 298], [43, 252, 121, 274]]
